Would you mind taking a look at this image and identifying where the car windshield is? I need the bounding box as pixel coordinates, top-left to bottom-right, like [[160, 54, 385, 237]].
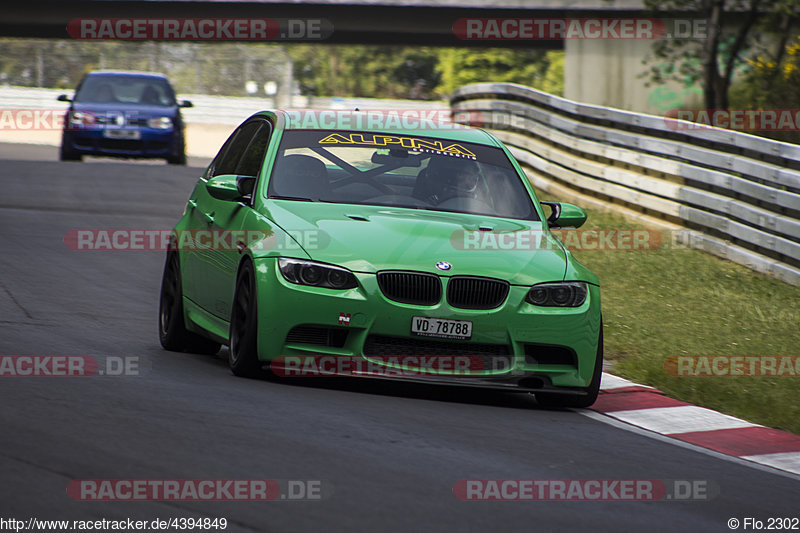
[[267, 130, 539, 220], [74, 75, 176, 106]]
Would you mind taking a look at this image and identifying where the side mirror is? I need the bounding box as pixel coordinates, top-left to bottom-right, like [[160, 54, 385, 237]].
[[57, 94, 72, 102], [206, 174, 256, 201], [179, 100, 193, 108], [541, 202, 587, 229]]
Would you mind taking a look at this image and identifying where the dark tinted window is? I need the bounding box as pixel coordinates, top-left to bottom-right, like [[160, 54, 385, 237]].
[[208, 131, 239, 177], [268, 130, 538, 220], [235, 123, 272, 177], [214, 121, 261, 176], [75, 75, 176, 106]]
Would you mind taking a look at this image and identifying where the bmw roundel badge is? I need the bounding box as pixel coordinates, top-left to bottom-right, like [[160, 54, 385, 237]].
[[435, 261, 452, 271]]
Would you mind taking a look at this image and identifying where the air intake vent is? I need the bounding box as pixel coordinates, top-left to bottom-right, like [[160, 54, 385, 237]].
[[524, 344, 578, 367], [285, 325, 348, 348], [364, 335, 513, 372], [446, 276, 509, 309], [377, 271, 442, 306]]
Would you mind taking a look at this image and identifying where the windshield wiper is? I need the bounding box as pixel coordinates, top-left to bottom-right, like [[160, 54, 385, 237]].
[[269, 195, 316, 202]]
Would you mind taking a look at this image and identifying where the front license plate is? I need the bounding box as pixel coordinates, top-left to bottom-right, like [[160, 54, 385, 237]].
[[411, 316, 472, 340], [103, 129, 141, 140]]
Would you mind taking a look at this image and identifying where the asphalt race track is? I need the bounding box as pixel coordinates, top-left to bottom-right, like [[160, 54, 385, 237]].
[[1, 143, 797, 532]]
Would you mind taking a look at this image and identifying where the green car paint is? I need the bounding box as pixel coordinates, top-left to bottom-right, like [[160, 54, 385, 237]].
[[160, 110, 603, 407]]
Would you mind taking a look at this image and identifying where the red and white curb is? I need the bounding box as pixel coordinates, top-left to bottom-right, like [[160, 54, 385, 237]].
[[586, 373, 800, 477]]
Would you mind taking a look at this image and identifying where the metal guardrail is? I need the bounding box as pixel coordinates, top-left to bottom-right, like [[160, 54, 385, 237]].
[[450, 82, 800, 286]]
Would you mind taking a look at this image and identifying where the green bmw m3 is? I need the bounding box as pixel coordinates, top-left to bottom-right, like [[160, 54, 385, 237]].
[[159, 110, 602, 407]]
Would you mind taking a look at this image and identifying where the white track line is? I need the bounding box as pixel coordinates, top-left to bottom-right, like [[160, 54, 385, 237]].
[[589, 373, 800, 478], [606, 405, 759, 435], [739, 452, 800, 474], [579, 410, 800, 482], [599, 372, 656, 391]]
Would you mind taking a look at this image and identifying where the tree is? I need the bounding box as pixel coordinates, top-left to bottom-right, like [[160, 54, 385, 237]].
[[288, 45, 562, 99], [642, 0, 799, 109], [287, 45, 441, 99], [0, 39, 564, 100], [727, 35, 800, 142], [436, 48, 557, 95]]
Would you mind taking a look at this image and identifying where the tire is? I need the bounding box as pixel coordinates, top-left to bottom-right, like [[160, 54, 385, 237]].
[[159, 252, 221, 355], [535, 324, 603, 409], [228, 260, 265, 378], [167, 152, 186, 165], [167, 136, 187, 165], [59, 142, 82, 162]]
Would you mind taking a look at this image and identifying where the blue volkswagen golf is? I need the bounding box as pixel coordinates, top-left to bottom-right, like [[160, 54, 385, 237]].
[[58, 71, 192, 164]]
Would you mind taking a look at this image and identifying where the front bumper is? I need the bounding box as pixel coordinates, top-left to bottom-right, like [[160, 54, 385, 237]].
[[253, 258, 601, 392], [62, 128, 178, 158]]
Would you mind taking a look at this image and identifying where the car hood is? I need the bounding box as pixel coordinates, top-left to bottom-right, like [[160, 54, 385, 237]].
[[265, 201, 568, 285]]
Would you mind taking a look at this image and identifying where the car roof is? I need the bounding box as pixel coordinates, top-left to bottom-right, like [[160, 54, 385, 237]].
[[274, 110, 497, 146], [86, 70, 168, 79]]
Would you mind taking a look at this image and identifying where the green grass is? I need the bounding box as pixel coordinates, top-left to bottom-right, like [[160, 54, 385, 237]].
[[553, 201, 800, 434]]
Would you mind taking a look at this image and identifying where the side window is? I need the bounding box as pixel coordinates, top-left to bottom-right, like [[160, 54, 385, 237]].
[[213, 121, 261, 176], [235, 122, 272, 177], [207, 129, 241, 178]]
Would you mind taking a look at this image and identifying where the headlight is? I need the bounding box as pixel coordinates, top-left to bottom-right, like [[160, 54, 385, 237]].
[[147, 116, 173, 129], [278, 258, 358, 290], [69, 111, 95, 126], [525, 282, 588, 307]]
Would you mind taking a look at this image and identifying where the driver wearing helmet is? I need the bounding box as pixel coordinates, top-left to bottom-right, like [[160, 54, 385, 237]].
[[420, 157, 481, 204]]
